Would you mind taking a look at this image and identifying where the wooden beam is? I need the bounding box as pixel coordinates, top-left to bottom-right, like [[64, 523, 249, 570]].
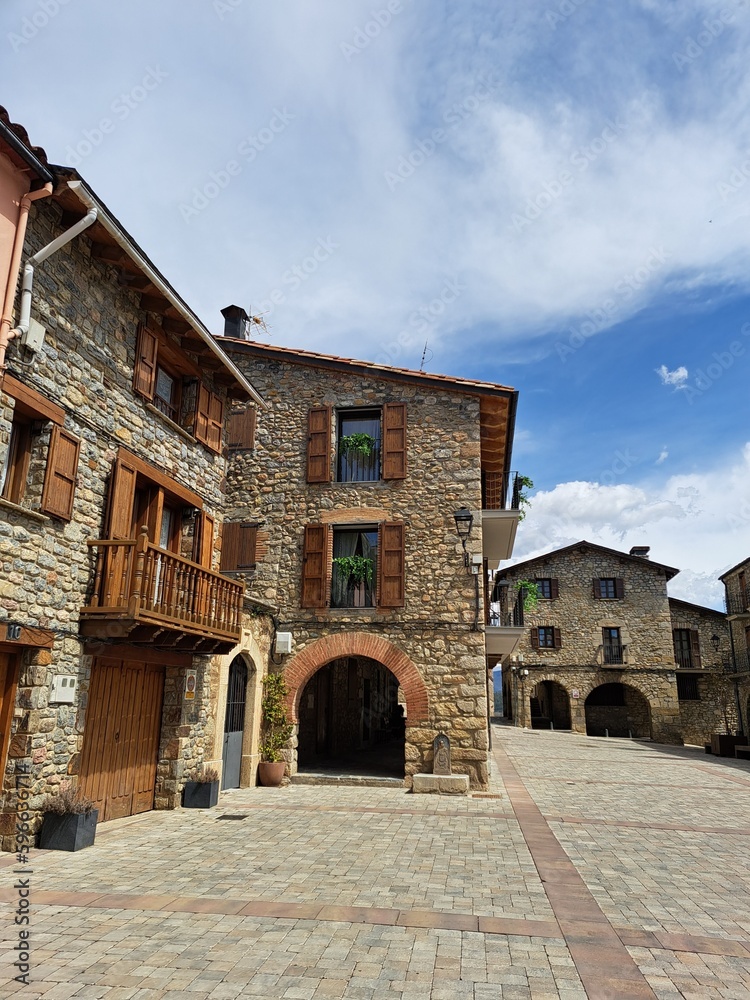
[[162, 317, 191, 336], [118, 273, 151, 291], [141, 294, 169, 314]]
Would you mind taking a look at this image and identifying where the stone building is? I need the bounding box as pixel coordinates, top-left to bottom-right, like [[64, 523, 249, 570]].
[[217, 317, 520, 788], [719, 556, 750, 736], [0, 109, 270, 847], [497, 541, 736, 745]]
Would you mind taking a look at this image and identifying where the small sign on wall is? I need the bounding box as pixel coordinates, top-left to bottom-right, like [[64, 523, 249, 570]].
[[184, 670, 197, 701], [571, 688, 580, 699]]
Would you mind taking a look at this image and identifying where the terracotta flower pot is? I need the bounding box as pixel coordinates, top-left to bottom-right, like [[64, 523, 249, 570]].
[[258, 761, 286, 786]]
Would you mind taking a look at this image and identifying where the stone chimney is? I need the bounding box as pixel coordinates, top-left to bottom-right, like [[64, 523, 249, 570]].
[[629, 546, 650, 559], [220, 304, 250, 340]]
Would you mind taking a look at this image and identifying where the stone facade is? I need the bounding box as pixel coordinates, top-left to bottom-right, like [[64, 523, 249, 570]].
[[0, 184, 260, 847], [499, 543, 738, 747], [719, 557, 750, 736], [220, 343, 516, 788], [499, 542, 684, 744]]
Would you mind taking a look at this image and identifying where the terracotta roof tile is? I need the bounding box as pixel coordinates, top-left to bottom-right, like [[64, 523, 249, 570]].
[[0, 106, 51, 176]]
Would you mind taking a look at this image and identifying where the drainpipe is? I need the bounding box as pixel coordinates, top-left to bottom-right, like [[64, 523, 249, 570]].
[[6, 200, 98, 366], [0, 182, 53, 376]]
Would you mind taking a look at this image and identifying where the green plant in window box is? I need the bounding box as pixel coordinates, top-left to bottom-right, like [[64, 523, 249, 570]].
[[516, 475, 534, 521], [332, 555, 374, 587], [515, 579, 540, 612], [339, 433, 376, 458]]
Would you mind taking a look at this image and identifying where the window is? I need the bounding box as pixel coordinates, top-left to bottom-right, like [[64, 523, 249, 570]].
[[594, 577, 624, 599], [133, 324, 224, 453], [676, 674, 700, 701], [331, 527, 377, 607], [602, 627, 623, 664], [301, 521, 405, 610], [0, 376, 79, 520], [535, 578, 558, 600], [530, 626, 561, 650], [306, 403, 407, 484], [672, 628, 701, 669], [337, 410, 381, 482]]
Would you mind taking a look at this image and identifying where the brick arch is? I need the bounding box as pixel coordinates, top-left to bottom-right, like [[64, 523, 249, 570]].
[[283, 632, 429, 723]]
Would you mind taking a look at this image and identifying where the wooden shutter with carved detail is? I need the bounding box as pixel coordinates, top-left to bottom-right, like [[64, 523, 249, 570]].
[[378, 522, 405, 608], [133, 325, 158, 400], [193, 511, 215, 568], [40, 426, 80, 520], [220, 523, 257, 571], [306, 407, 331, 483], [227, 408, 256, 449], [382, 403, 407, 480], [301, 524, 327, 608], [530, 628, 539, 649], [107, 453, 138, 540], [195, 386, 224, 453]]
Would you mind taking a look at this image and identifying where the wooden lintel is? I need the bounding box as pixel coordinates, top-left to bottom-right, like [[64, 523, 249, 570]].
[[0, 625, 55, 650]]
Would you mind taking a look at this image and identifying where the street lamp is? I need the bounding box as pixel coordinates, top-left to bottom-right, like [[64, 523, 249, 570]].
[[453, 508, 474, 568], [711, 634, 720, 652]]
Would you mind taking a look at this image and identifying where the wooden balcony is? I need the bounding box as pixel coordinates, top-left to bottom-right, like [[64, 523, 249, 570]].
[[80, 528, 244, 653]]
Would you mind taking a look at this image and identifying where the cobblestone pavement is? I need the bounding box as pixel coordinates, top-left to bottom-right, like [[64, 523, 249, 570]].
[[1, 725, 749, 999]]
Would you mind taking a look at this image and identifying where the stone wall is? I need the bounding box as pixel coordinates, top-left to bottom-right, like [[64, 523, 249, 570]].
[[223, 347, 491, 786], [500, 547, 682, 743], [0, 197, 235, 845]]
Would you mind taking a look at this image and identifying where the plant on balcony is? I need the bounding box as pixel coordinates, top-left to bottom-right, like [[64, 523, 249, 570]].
[[39, 783, 98, 852], [516, 475, 534, 521], [516, 580, 540, 612], [183, 765, 221, 809], [258, 673, 294, 786], [339, 432, 376, 458], [332, 555, 374, 588]]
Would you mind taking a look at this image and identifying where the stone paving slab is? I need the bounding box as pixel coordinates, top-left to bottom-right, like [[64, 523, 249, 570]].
[[3, 727, 750, 997]]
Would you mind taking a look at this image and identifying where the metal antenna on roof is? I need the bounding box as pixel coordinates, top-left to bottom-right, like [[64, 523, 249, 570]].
[[245, 309, 270, 338], [420, 340, 433, 371]]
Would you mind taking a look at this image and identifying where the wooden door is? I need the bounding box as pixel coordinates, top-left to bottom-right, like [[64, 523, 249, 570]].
[[79, 658, 165, 822], [0, 653, 18, 776]]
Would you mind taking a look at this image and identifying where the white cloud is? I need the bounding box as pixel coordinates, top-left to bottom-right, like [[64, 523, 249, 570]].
[[507, 441, 750, 609], [656, 447, 669, 464], [656, 364, 689, 389]]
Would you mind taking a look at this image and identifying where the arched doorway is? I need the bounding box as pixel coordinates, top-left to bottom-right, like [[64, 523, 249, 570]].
[[297, 657, 405, 778], [222, 655, 248, 789], [531, 680, 571, 730], [585, 683, 651, 738]]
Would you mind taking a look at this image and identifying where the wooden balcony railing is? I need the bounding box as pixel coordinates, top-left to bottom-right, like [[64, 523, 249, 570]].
[[82, 527, 244, 643]]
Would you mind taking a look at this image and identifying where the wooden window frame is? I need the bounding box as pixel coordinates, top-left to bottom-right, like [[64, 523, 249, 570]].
[[594, 577, 624, 600], [1, 419, 33, 505]]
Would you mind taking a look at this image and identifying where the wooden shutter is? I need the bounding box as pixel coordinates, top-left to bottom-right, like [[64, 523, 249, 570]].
[[530, 627, 539, 650], [207, 393, 224, 453], [306, 407, 331, 483], [301, 524, 327, 608], [227, 408, 256, 449], [378, 522, 405, 608], [195, 386, 223, 453], [107, 453, 138, 539], [133, 325, 158, 400], [220, 523, 257, 571], [690, 630, 702, 668], [615, 578, 625, 599], [40, 426, 80, 520], [550, 579, 559, 599], [592, 579, 601, 599], [193, 511, 215, 568], [382, 402, 407, 480], [553, 627, 562, 649]]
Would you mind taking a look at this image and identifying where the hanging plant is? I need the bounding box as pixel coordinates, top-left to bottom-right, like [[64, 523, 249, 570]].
[[516, 475, 534, 521], [516, 579, 540, 611], [332, 555, 374, 587], [340, 433, 376, 458]]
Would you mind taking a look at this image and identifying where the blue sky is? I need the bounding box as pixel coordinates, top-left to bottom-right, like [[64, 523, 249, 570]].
[[2, 0, 750, 607]]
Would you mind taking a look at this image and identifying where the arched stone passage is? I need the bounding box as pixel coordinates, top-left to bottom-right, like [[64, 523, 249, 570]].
[[284, 632, 429, 724], [531, 679, 571, 730], [584, 682, 652, 738]]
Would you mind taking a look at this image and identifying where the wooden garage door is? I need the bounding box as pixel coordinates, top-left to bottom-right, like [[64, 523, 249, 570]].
[[79, 657, 165, 822]]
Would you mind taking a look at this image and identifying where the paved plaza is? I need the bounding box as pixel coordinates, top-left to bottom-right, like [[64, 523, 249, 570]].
[[2, 725, 750, 999]]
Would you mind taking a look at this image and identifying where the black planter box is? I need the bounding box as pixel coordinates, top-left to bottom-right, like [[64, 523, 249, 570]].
[[182, 780, 219, 808], [39, 810, 98, 852]]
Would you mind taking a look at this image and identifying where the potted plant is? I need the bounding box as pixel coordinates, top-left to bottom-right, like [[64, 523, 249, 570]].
[[514, 475, 534, 521], [258, 673, 293, 787], [182, 766, 220, 808], [515, 580, 540, 612], [39, 783, 98, 852], [339, 432, 376, 458]]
